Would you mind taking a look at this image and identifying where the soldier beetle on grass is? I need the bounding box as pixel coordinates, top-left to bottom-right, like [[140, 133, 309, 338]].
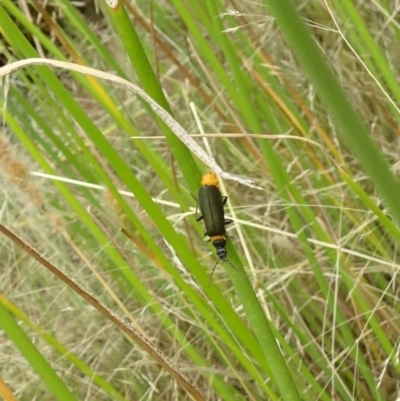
[[196, 172, 239, 285]]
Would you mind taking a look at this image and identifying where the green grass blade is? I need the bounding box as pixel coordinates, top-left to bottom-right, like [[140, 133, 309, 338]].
[[0, 301, 78, 401], [266, 0, 400, 227]]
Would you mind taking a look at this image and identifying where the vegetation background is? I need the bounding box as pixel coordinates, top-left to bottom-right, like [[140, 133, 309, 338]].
[[1, 0, 400, 400]]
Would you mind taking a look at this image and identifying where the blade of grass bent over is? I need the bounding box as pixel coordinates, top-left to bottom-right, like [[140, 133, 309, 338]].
[[0, 58, 254, 188]]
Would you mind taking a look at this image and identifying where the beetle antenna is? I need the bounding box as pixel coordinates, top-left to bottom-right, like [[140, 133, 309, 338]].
[[225, 259, 247, 279], [208, 259, 220, 288], [208, 259, 246, 287], [226, 259, 239, 273]]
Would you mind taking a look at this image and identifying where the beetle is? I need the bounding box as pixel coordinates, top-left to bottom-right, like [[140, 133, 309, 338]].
[[196, 172, 238, 283]]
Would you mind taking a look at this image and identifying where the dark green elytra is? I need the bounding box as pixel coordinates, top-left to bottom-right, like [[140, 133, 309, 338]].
[[197, 184, 227, 237]]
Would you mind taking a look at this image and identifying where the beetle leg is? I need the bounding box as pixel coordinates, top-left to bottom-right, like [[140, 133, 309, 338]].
[[191, 193, 204, 221], [224, 219, 233, 225], [222, 196, 228, 205], [195, 200, 204, 222]]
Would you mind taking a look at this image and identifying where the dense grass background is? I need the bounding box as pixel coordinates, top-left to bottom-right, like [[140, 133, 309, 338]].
[[1, 1, 400, 400]]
